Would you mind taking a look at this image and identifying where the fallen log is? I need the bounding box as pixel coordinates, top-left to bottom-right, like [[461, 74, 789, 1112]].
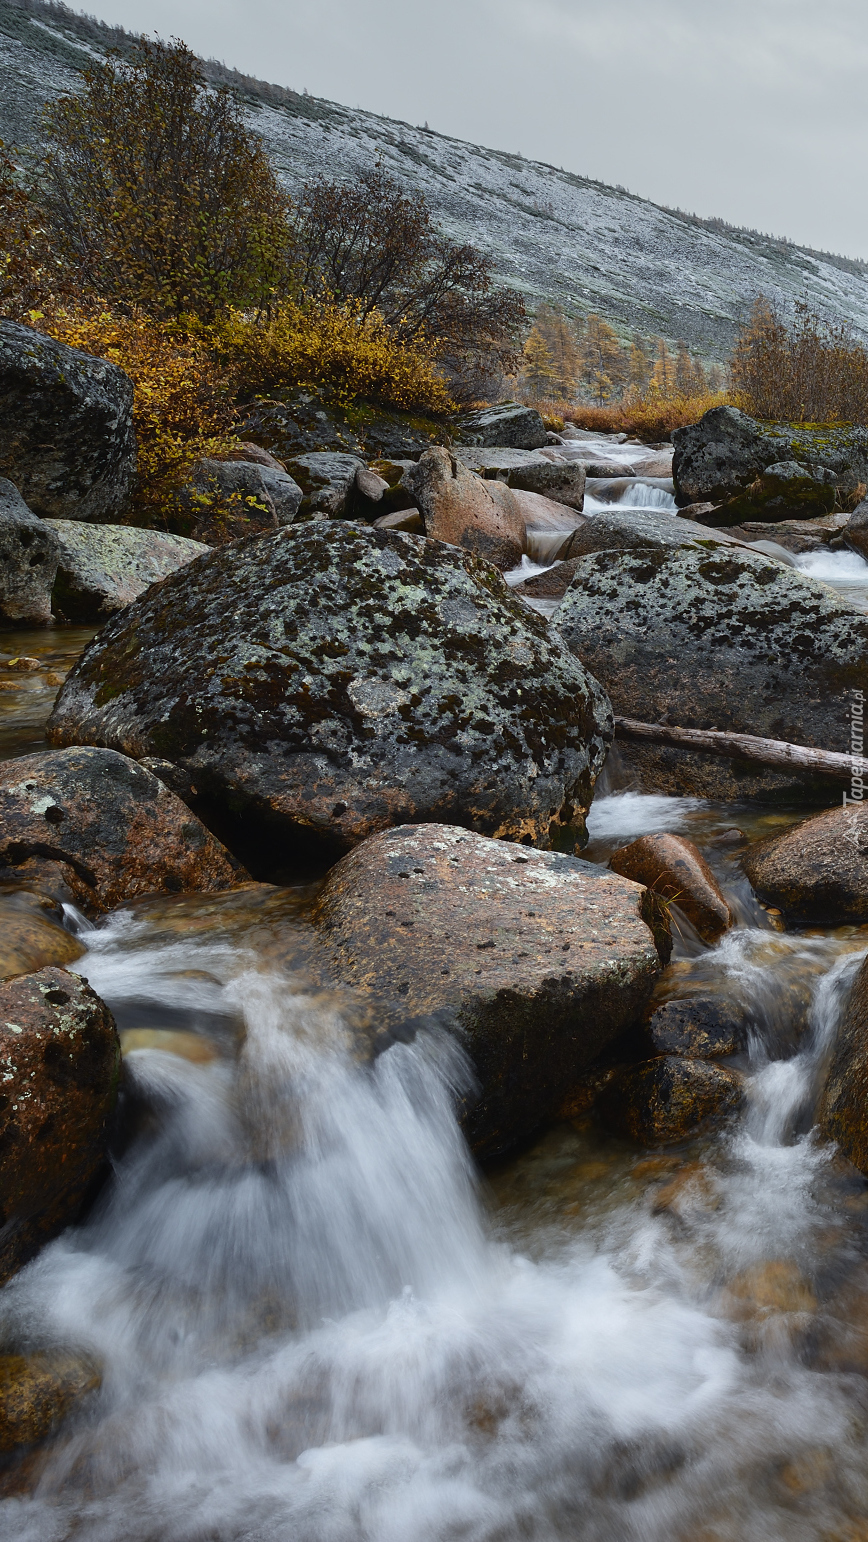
[[614, 717, 868, 784]]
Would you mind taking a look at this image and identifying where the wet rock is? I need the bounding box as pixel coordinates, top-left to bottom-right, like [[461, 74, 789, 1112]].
[[819, 957, 868, 1175], [0, 747, 245, 914], [283, 451, 366, 519], [314, 824, 667, 1157], [721, 1260, 817, 1321], [456, 402, 548, 451], [596, 1056, 744, 1145], [672, 405, 868, 514], [0, 966, 120, 1284], [555, 544, 868, 800], [511, 557, 581, 600], [0, 1352, 101, 1453], [646, 997, 747, 1058], [0, 889, 84, 980], [742, 804, 868, 923], [455, 448, 586, 510], [608, 833, 734, 943], [407, 447, 525, 568], [844, 498, 868, 559], [0, 478, 59, 627], [649, 1161, 720, 1217], [725, 513, 849, 553], [189, 458, 302, 527], [47, 521, 208, 622], [48, 524, 613, 858], [119, 1028, 219, 1064], [560, 507, 742, 558], [0, 320, 136, 522]]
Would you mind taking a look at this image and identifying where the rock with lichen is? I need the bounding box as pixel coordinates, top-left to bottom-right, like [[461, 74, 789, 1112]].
[[47, 522, 613, 860]]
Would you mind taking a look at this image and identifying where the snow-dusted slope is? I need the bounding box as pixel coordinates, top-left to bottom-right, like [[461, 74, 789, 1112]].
[[3, 0, 868, 362]]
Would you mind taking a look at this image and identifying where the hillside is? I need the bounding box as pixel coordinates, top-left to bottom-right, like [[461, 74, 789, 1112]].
[[3, 0, 868, 363]]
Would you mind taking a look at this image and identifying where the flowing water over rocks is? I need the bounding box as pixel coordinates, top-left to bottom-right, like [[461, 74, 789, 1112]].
[[2, 631, 868, 1540]]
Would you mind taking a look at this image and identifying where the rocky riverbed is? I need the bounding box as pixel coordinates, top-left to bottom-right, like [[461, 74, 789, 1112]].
[[1, 336, 868, 1539]]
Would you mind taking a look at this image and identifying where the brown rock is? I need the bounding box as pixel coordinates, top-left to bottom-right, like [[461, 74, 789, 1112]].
[[596, 1056, 743, 1145], [721, 1260, 817, 1321], [511, 557, 581, 599], [727, 513, 849, 553], [0, 747, 246, 915], [372, 508, 423, 533], [0, 967, 120, 1283], [406, 447, 526, 568], [676, 502, 723, 523], [314, 824, 667, 1158], [646, 997, 746, 1058], [742, 804, 868, 924], [819, 954, 868, 1174], [0, 1352, 101, 1453], [844, 498, 868, 559], [608, 833, 734, 943], [0, 889, 84, 980]]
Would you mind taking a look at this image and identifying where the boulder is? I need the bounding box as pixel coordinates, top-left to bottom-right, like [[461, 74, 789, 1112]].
[[819, 955, 868, 1174], [0, 320, 136, 522], [455, 448, 586, 510], [0, 747, 245, 914], [554, 545, 868, 800], [372, 508, 424, 534], [559, 507, 742, 558], [0, 888, 84, 980], [313, 824, 667, 1157], [0, 478, 59, 627], [0, 1352, 101, 1454], [406, 447, 526, 568], [596, 1056, 744, 1145], [741, 804, 868, 923], [725, 514, 849, 553], [283, 451, 366, 518], [672, 405, 868, 513], [47, 521, 208, 623], [0, 966, 120, 1284], [456, 402, 548, 451], [511, 557, 581, 600], [844, 498, 868, 559], [646, 997, 747, 1058], [608, 833, 734, 944], [47, 523, 614, 859], [190, 458, 302, 526]]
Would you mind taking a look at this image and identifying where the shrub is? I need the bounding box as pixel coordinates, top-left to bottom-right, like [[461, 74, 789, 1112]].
[[39, 37, 294, 320], [731, 298, 868, 423], [293, 167, 525, 398], [214, 299, 455, 414], [0, 141, 72, 321], [533, 391, 729, 440]]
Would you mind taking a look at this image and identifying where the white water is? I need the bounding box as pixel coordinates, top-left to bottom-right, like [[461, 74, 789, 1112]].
[[794, 548, 868, 613], [584, 480, 678, 514], [3, 838, 868, 1540]]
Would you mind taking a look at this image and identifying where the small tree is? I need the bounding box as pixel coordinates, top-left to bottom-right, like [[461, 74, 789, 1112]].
[[533, 303, 581, 398], [293, 167, 525, 397], [582, 314, 626, 405], [522, 326, 557, 398], [627, 336, 652, 398], [39, 37, 294, 319], [0, 141, 71, 321], [730, 296, 868, 422]]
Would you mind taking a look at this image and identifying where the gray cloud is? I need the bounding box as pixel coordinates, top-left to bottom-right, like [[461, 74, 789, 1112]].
[[90, 0, 868, 257]]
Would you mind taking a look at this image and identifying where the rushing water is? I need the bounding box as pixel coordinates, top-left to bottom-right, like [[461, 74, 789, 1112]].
[[2, 610, 868, 1538]]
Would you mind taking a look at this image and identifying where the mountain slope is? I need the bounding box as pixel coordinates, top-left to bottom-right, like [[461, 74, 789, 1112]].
[[3, 0, 868, 363]]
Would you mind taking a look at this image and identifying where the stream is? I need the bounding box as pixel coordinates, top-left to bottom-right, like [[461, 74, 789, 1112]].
[[2, 555, 868, 1539]]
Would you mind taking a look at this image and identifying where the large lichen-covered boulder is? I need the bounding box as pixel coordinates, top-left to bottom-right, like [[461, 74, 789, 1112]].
[[672, 405, 868, 517], [47, 523, 613, 858], [0, 477, 59, 626], [456, 402, 548, 451], [0, 747, 245, 914], [314, 824, 666, 1157], [742, 804, 868, 923], [0, 966, 120, 1284], [0, 320, 136, 522], [555, 544, 868, 800], [47, 521, 208, 622], [558, 507, 742, 557], [819, 954, 868, 1175]]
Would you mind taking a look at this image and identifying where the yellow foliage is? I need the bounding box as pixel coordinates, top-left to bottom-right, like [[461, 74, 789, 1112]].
[[533, 391, 729, 441], [211, 300, 454, 415]]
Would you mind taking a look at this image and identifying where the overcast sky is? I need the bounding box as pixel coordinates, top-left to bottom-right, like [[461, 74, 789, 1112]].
[[87, 0, 868, 259]]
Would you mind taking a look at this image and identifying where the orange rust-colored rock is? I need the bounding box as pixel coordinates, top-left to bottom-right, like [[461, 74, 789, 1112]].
[[819, 954, 868, 1174], [0, 966, 120, 1284], [407, 447, 526, 569], [0, 746, 245, 914], [0, 1352, 101, 1454], [742, 803, 868, 924], [0, 889, 84, 980], [609, 832, 734, 944], [314, 823, 666, 1158]]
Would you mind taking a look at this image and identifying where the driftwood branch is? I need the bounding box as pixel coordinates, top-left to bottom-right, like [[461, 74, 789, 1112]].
[[614, 717, 868, 783]]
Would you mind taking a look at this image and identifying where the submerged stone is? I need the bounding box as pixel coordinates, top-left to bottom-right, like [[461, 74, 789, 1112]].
[[48, 523, 613, 859]]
